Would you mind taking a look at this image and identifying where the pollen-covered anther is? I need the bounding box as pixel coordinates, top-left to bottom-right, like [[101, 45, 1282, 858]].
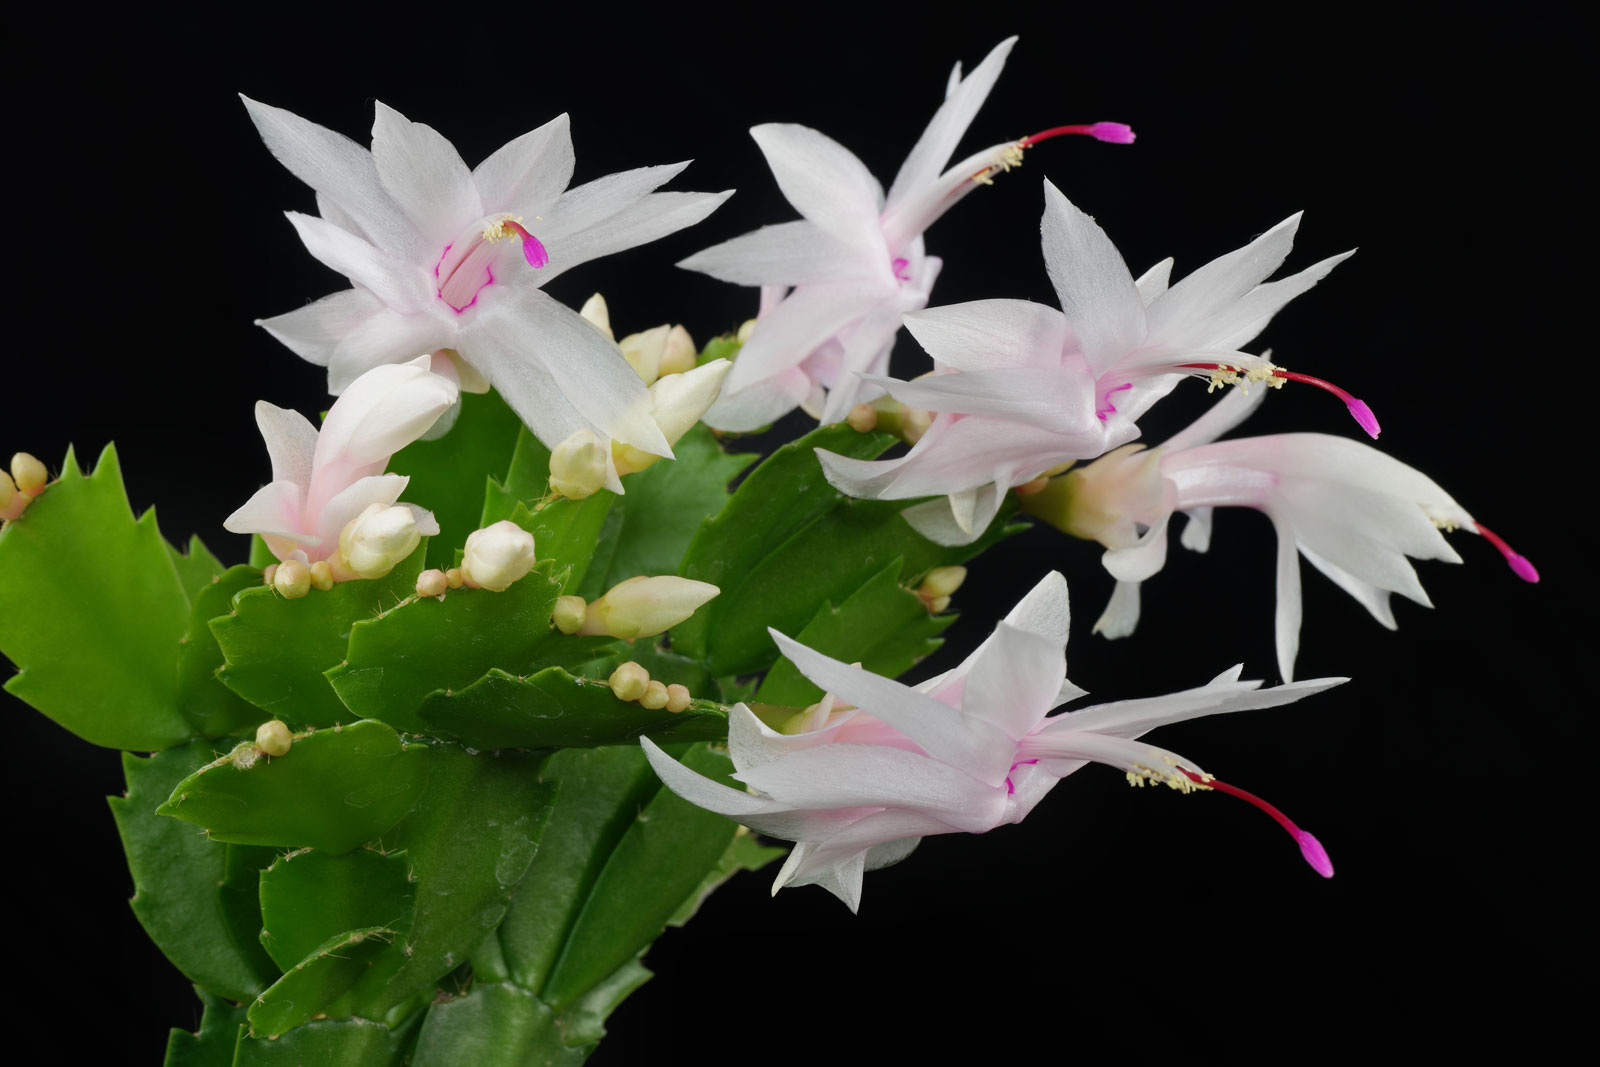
[[481, 214, 526, 242]]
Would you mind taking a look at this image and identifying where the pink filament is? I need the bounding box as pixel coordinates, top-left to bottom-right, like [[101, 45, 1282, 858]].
[[1473, 522, 1540, 582], [1020, 122, 1137, 147], [1178, 363, 1381, 439], [1181, 769, 1334, 878]]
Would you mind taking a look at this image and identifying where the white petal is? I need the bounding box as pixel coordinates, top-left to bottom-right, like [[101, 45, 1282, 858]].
[[1272, 512, 1303, 682], [750, 123, 885, 254], [1198, 250, 1356, 353], [679, 220, 858, 287], [1162, 385, 1267, 452], [1048, 668, 1344, 739], [961, 622, 1067, 740], [327, 309, 454, 393], [284, 211, 431, 313], [309, 356, 458, 513], [471, 112, 574, 215], [257, 288, 385, 367], [370, 101, 482, 248], [252, 401, 317, 488], [1102, 510, 1173, 583], [1144, 213, 1302, 348], [314, 473, 409, 551], [902, 299, 1069, 372], [1040, 180, 1147, 378], [818, 299, 908, 424], [899, 488, 1001, 547], [539, 190, 734, 286], [703, 367, 815, 432], [885, 37, 1015, 211], [1179, 508, 1214, 553], [723, 282, 887, 394], [223, 479, 308, 545], [240, 95, 421, 260], [1093, 580, 1142, 639], [1300, 542, 1399, 629], [640, 736, 791, 819], [1134, 257, 1174, 305], [864, 365, 1099, 434]]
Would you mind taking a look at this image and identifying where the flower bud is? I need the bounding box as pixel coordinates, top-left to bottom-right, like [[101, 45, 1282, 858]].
[[579, 293, 613, 338], [338, 503, 421, 580], [581, 576, 720, 640], [262, 563, 278, 586], [446, 567, 465, 589], [640, 680, 670, 710], [551, 595, 587, 634], [1021, 444, 1166, 547], [608, 661, 650, 702], [613, 360, 733, 476], [416, 569, 449, 597], [847, 403, 878, 433], [549, 429, 611, 500], [619, 324, 671, 385], [461, 520, 537, 591], [255, 719, 293, 757], [658, 325, 698, 377], [309, 560, 335, 591], [920, 566, 967, 598], [274, 559, 312, 599], [11, 452, 48, 495], [664, 684, 692, 713], [736, 318, 757, 343], [0, 471, 22, 521]]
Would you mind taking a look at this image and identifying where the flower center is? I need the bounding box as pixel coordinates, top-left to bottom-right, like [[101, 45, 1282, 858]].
[[433, 214, 550, 313], [1179, 769, 1334, 878], [1179, 361, 1381, 439]]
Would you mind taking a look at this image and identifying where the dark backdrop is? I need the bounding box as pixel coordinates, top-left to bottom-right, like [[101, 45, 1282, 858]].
[[4, 3, 1583, 1061]]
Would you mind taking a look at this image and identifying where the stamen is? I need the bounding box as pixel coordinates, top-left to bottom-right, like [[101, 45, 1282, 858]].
[[1472, 522, 1540, 583], [482, 216, 550, 268], [1179, 362, 1380, 439], [1181, 769, 1334, 878], [969, 122, 1136, 185]]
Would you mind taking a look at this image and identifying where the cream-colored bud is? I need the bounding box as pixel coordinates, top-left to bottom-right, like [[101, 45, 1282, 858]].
[[0, 471, 21, 521], [664, 684, 692, 713], [0, 471, 15, 509], [658, 325, 698, 377], [619, 324, 671, 385], [928, 594, 951, 613], [903, 408, 933, 444], [548, 429, 611, 499], [736, 317, 757, 343], [274, 560, 311, 599], [551, 595, 587, 634], [337, 503, 421, 580], [11, 452, 48, 494], [416, 569, 449, 597], [579, 292, 613, 338], [309, 560, 335, 591], [446, 567, 465, 589], [847, 403, 878, 433], [461, 520, 537, 591], [255, 719, 293, 757], [262, 563, 278, 586], [1023, 444, 1165, 546], [649, 359, 730, 445], [581, 575, 720, 640], [608, 661, 649, 702], [640, 680, 670, 710], [1015, 475, 1050, 497], [920, 566, 967, 598]]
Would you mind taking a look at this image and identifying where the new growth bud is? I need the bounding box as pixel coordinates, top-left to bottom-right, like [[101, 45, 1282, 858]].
[[0, 471, 20, 522], [255, 719, 293, 757], [461, 521, 537, 591], [10, 452, 47, 495], [551, 596, 587, 634], [608, 661, 650, 702], [309, 560, 335, 591], [416, 569, 449, 598], [640, 681, 670, 710], [579, 293, 613, 338], [613, 360, 733, 476], [580, 576, 720, 640], [274, 560, 312, 599], [337, 503, 421, 580], [549, 429, 611, 500]]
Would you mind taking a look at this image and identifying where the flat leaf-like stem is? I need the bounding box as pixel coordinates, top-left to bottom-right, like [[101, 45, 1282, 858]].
[[258, 847, 416, 972], [178, 565, 268, 738], [158, 720, 430, 855], [248, 926, 398, 1037]]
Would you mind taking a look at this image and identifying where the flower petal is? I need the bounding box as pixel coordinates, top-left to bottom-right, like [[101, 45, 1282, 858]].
[[257, 288, 386, 367], [1197, 250, 1356, 353], [679, 220, 859, 287], [1161, 384, 1267, 452], [370, 101, 482, 248], [902, 299, 1069, 372], [223, 479, 309, 547], [1093, 580, 1142, 639], [723, 282, 887, 394], [252, 401, 318, 489], [1144, 213, 1302, 348], [539, 190, 733, 285], [865, 365, 1099, 434], [961, 622, 1067, 740], [472, 112, 574, 216], [703, 366, 816, 432], [749, 123, 886, 255], [1273, 512, 1303, 682], [284, 211, 431, 313], [884, 37, 1015, 212], [313, 473, 410, 552], [1040, 180, 1147, 378], [327, 308, 454, 393]]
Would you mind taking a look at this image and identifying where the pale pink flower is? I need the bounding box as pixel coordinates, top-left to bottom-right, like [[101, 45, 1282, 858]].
[[681, 39, 1133, 430], [244, 97, 729, 455], [224, 355, 456, 563], [643, 572, 1342, 912]]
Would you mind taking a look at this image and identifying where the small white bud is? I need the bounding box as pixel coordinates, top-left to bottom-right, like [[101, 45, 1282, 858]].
[[10, 452, 48, 495], [619, 324, 671, 385], [338, 503, 421, 580], [608, 661, 650, 702], [847, 403, 878, 433], [461, 521, 537, 592], [255, 719, 293, 757], [582, 575, 720, 640], [640, 680, 670, 710], [736, 318, 757, 343], [416, 569, 449, 598], [648, 359, 731, 446], [548, 429, 611, 500], [664, 684, 692, 713], [261, 563, 278, 586], [551, 595, 587, 634], [309, 560, 335, 591], [903, 408, 933, 444], [919, 566, 967, 598], [658, 325, 697, 377], [274, 559, 312, 599], [579, 293, 613, 338], [446, 567, 465, 589]]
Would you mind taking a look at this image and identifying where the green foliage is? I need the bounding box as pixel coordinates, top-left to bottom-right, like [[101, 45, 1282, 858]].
[[111, 740, 281, 1002], [158, 720, 430, 855], [668, 829, 787, 927], [756, 557, 956, 706], [232, 1014, 421, 1067], [417, 667, 729, 750], [210, 544, 425, 727], [509, 495, 612, 594], [162, 985, 250, 1067], [388, 390, 523, 569], [410, 983, 588, 1067], [258, 848, 416, 971], [0, 445, 195, 750], [177, 565, 267, 738], [480, 424, 554, 525], [249, 927, 398, 1037], [167, 534, 229, 600]]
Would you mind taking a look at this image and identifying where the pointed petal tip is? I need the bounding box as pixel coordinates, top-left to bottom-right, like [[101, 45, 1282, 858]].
[[1295, 830, 1335, 878]]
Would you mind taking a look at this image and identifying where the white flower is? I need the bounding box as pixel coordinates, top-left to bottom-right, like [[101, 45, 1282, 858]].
[[643, 572, 1342, 912], [243, 96, 731, 456], [224, 355, 455, 562], [681, 39, 1133, 430], [1040, 387, 1539, 680], [817, 179, 1358, 545], [461, 520, 537, 591]]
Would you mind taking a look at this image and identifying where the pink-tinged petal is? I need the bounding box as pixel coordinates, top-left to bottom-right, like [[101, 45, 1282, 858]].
[[900, 487, 1004, 547], [1272, 512, 1303, 682], [1145, 213, 1303, 349], [885, 37, 1015, 213], [538, 190, 733, 285], [252, 401, 318, 489], [818, 298, 908, 424], [471, 112, 574, 216], [1134, 257, 1174, 305], [749, 123, 886, 254], [1093, 580, 1142, 639], [312, 474, 409, 553], [1040, 181, 1147, 378], [284, 211, 432, 314], [961, 622, 1067, 740], [865, 365, 1100, 434], [370, 101, 482, 248], [902, 299, 1070, 373], [326, 308, 454, 393], [780, 808, 956, 912], [398, 503, 440, 537], [240, 95, 423, 261], [477, 288, 670, 456], [1102, 507, 1174, 583], [1023, 730, 1207, 782], [1196, 250, 1356, 353], [723, 282, 886, 394], [222, 479, 311, 549], [640, 736, 794, 820], [1049, 669, 1344, 739], [770, 631, 1018, 787], [679, 220, 858, 287], [308, 356, 457, 514], [1179, 508, 1214, 552], [1299, 543, 1399, 628], [536, 162, 692, 263], [1162, 384, 1268, 452], [703, 367, 816, 432], [257, 288, 385, 367]]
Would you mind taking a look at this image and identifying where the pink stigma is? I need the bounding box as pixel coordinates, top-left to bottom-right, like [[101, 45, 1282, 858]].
[[1097, 381, 1133, 420], [1019, 122, 1138, 147], [1473, 522, 1540, 583], [501, 220, 550, 268], [1179, 364, 1381, 438], [1182, 769, 1334, 878]]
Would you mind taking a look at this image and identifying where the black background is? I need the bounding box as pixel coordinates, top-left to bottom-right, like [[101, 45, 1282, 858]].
[[4, 2, 1584, 1062]]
